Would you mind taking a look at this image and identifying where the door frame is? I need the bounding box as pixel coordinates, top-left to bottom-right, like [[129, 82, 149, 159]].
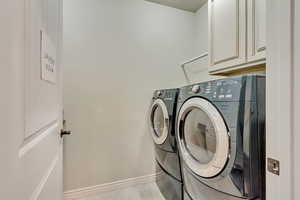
[[266, 0, 298, 199], [293, 1, 300, 199]]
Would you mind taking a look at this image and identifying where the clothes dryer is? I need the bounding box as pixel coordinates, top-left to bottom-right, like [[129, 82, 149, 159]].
[[176, 76, 265, 200]]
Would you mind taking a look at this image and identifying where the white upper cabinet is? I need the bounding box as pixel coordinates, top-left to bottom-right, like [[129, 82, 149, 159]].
[[247, 0, 266, 62], [208, 0, 246, 73], [208, 0, 266, 74]]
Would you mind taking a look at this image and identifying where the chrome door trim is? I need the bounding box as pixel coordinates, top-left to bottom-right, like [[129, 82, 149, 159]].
[[177, 97, 229, 178], [149, 99, 170, 145]]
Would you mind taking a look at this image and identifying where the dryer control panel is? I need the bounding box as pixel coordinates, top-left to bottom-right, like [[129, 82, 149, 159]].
[[178, 75, 259, 102]]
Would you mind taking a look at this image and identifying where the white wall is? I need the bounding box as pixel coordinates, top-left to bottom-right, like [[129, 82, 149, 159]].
[[63, 0, 199, 191], [182, 3, 222, 84], [195, 3, 209, 55]]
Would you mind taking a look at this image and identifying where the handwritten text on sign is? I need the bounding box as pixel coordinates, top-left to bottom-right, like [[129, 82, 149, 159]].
[[41, 31, 57, 84]]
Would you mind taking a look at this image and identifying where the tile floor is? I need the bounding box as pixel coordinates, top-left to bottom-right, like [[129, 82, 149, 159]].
[[80, 183, 165, 200]]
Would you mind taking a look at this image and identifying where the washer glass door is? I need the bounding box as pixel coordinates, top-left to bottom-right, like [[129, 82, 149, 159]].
[[149, 99, 169, 145], [177, 98, 229, 178]]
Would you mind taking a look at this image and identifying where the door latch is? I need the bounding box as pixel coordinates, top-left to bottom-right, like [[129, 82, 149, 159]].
[[60, 119, 72, 137], [60, 129, 71, 137], [267, 158, 280, 176]]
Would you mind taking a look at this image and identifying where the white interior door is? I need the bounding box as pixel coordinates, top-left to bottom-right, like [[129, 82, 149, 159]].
[[0, 0, 63, 199]]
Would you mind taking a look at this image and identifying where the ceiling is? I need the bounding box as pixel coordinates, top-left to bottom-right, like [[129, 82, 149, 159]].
[[145, 0, 207, 12]]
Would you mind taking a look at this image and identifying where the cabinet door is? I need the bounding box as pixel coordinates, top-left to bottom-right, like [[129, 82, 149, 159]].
[[247, 0, 266, 62], [209, 0, 246, 73]]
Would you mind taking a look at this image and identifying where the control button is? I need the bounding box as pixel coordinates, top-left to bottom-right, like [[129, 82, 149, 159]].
[[191, 85, 201, 93], [213, 92, 217, 98], [225, 94, 233, 98]]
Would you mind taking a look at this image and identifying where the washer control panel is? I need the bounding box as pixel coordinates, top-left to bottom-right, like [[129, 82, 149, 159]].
[[153, 89, 178, 101]]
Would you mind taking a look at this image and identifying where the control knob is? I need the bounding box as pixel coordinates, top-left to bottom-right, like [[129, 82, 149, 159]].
[[192, 85, 201, 93], [156, 91, 162, 97]]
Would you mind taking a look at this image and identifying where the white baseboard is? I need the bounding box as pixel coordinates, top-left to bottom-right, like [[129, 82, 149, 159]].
[[64, 173, 160, 200]]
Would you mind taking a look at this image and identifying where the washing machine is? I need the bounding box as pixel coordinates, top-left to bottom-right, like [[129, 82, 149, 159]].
[[176, 75, 265, 200], [148, 88, 183, 200]]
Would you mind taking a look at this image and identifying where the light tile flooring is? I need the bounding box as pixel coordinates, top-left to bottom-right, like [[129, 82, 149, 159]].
[[80, 183, 165, 200]]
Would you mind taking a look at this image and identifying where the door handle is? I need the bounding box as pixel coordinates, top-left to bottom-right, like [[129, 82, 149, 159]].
[[60, 129, 71, 137]]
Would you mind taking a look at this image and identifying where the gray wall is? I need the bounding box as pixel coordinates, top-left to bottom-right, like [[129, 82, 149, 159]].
[[195, 3, 209, 55], [183, 3, 222, 83], [63, 0, 200, 191]]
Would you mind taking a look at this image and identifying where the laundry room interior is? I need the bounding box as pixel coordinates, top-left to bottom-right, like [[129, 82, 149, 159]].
[[1, 0, 299, 200], [60, 0, 294, 199], [62, 0, 266, 199]]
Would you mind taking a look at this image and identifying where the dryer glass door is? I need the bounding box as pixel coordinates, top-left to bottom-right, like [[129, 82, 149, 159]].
[[177, 98, 229, 178], [149, 99, 169, 145], [184, 108, 216, 164]]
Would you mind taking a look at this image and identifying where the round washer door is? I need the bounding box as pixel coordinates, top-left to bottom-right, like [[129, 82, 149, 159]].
[[177, 97, 229, 178], [149, 99, 170, 145]]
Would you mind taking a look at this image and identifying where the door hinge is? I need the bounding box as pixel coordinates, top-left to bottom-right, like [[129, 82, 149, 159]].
[[267, 158, 280, 176]]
